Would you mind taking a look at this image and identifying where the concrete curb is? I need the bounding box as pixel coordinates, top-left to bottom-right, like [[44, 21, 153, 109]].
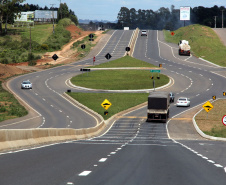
[[67, 74, 173, 93], [193, 101, 226, 141]]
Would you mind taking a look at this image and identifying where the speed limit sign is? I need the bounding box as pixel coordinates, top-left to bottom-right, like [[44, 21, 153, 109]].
[[222, 115, 226, 126]]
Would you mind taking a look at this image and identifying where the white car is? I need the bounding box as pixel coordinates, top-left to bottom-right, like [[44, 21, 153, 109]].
[[21, 80, 32, 89], [176, 97, 190, 107], [141, 30, 147, 36]]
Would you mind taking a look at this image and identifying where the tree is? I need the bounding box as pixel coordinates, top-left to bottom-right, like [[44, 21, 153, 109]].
[[0, 0, 25, 34], [117, 7, 130, 28], [58, 3, 69, 20]]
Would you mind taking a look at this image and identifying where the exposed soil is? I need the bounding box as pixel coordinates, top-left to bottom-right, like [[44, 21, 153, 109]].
[[0, 25, 104, 81]]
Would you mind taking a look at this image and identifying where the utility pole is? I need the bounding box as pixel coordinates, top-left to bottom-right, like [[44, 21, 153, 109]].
[[222, 10, 224, 28], [214, 16, 217, 28], [50, 4, 55, 33]]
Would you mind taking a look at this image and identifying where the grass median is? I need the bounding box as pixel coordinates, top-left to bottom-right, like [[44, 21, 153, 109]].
[[195, 99, 226, 138], [68, 56, 169, 119], [67, 92, 148, 120]]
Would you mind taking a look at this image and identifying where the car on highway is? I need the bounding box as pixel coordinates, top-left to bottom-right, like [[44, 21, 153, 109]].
[[169, 92, 175, 103], [141, 30, 147, 36], [21, 80, 32, 89], [176, 97, 190, 107]]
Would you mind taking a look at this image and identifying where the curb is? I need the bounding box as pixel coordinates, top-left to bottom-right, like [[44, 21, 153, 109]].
[[193, 100, 226, 141]]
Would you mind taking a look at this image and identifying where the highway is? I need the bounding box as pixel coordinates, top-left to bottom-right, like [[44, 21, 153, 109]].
[[1, 29, 226, 184]]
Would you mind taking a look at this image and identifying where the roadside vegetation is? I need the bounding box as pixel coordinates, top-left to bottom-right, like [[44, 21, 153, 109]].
[[71, 33, 97, 59], [0, 82, 28, 122], [195, 99, 226, 138], [164, 24, 226, 67], [68, 56, 169, 119], [0, 18, 72, 65]]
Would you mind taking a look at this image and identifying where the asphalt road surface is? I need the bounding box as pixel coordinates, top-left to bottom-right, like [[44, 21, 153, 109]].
[[1, 29, 226, 185]]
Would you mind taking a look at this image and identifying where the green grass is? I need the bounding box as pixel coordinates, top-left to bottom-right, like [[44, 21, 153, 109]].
[[68, 56, 169, 119], [89, 55, 156, 68], [67, 93, 148, 120], [164, 24, 226, 66], [195, 99, 226, 138], [71, 70, 168, 90], [21, 24, 53, 45], [0, 82, 28, 122]]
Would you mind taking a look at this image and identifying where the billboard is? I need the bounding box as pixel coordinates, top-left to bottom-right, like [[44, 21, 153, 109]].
[[15, 12, 34, 22], [35, 10, 58, 19], [180, 7, 190, 21]]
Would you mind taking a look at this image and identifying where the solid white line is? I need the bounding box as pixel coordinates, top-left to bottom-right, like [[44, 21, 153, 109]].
[[78, 171, 92, 176]]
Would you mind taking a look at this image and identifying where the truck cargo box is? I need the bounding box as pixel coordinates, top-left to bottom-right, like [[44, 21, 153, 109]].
[[148, 92, 170, 110]]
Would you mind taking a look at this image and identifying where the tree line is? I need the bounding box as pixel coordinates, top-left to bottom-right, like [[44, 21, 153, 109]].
[[0, 1, 78, 34], [115, 5, 226, 30]]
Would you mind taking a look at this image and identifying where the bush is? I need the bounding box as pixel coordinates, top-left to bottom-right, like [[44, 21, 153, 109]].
[[0, 58, 8, 64], [41, 44, 49, 50]]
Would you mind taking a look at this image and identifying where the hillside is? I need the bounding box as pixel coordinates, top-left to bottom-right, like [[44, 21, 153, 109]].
[[0, 24, 104, 81], [164, 24, 226, 67]]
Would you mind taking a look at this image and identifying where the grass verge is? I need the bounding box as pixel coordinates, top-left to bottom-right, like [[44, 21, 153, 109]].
[[164, 24, 226, 66], [195, 99, 226, 138], [0, 82, 28, 122], [67, 92, 148, 120]]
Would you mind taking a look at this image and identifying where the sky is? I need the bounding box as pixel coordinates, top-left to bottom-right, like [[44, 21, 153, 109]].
[[23, 0, 226, 21]]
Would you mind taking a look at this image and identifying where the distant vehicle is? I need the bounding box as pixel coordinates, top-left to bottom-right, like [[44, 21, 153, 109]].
[[21, 80, 32, 89], [178, 40, 190, 56], [141, 30, 147, 36], [169, 92, 175, 103], [176, 97, 190, 107], [147, 91, 170, 123]]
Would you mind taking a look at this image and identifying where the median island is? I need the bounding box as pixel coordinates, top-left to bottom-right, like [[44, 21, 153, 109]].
[[67, 56, 170, 119]]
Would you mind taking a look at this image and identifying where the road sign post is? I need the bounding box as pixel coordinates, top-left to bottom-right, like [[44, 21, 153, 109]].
[[93, 56, 95, 65], [202, 101, 214, 119]]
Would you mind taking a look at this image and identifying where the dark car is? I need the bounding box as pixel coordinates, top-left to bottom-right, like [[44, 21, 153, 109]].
[[169, 92, 175, 103]]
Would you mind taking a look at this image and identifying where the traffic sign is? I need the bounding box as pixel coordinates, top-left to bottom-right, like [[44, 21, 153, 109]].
[[222, 115, 226, 126], [105, 53, 112, 60], [125, 47, 130, 51], [89, 34, 94, 38], [81, 44, 86, 49], [171, 32, 175, 36], [202, 101, 213, 112], [52, 54, 58, 61], [223, 92, 226, 96], [93, 56, 95, 62], [101, 99, 112, 110], [212, 96, 216, 100], [150, 70, 161, 73]]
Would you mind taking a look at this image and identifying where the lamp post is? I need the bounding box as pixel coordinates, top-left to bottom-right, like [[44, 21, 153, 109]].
[[222, 10, 224, 28]]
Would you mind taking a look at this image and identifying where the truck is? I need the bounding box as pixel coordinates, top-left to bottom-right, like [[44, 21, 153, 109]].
[[178, 40, 191, 56], [147, 92, 170, 123]]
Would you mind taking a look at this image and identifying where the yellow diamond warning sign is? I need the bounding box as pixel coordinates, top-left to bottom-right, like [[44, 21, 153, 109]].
[[202, 101, 213, 113], [101, 99, 112, 110]]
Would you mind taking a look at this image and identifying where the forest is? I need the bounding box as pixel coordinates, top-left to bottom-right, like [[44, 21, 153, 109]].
[[115, 5, 226, 30]]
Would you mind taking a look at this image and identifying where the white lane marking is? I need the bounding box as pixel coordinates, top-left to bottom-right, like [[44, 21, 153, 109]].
[[59, 110, 62, 112], [67, 182, 74, 185], [78, 171, 92, 176], [224, 167, 226, 173], [215, 164, 223, 168], [208, 160, 215, 163], [99, 158, 107, 162], [199, 74, 203, 76], [42, 98, 46, 101], [110, 152, 116, 154]]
